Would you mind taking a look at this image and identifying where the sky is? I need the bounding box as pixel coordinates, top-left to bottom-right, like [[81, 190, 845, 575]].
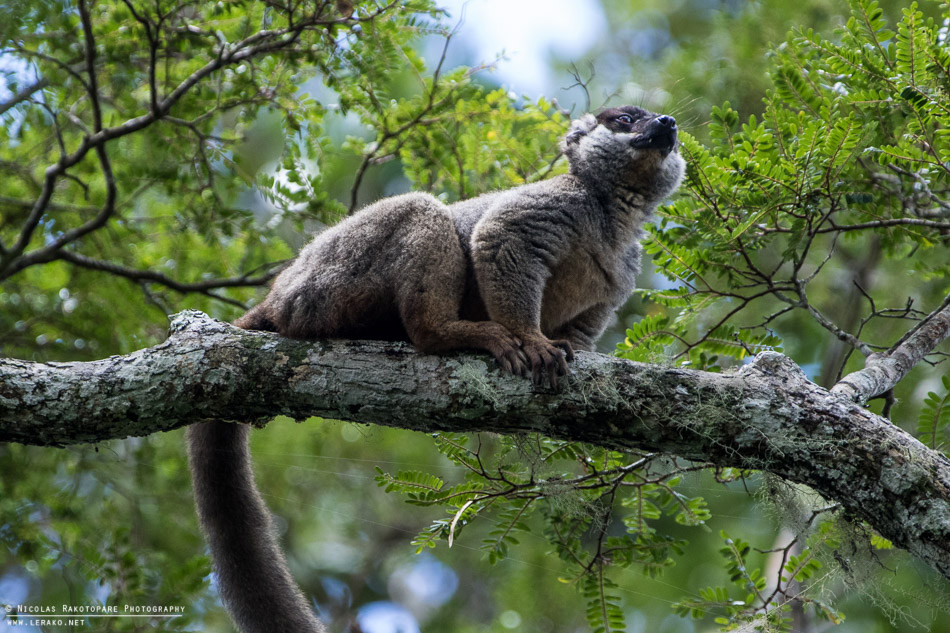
[[0, 56, 30, 102], [435, 0, 606, 102]]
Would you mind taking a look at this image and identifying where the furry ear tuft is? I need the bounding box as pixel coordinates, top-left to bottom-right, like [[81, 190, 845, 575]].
[[562, 114, 598, 149]]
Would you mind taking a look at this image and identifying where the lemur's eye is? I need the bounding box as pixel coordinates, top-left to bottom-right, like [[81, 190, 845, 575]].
[[617, 114, 634, 124]]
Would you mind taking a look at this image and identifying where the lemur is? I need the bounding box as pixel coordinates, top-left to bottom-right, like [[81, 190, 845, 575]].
[[187, 105, 686, 633]]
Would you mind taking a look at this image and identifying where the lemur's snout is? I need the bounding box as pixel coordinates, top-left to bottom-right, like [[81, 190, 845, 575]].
[[630, 114, 678, 154]]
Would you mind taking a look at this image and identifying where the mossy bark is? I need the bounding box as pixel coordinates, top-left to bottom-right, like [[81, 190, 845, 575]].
[[2, 310, 949, 581]]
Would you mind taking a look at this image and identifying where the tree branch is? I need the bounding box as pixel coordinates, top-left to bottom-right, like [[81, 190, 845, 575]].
[[832, 293, 950, 403], [0, 77, 50, 116], [2, 311, 950, 583], [816, 217, 950, 233], [55, 250, 281, 306]]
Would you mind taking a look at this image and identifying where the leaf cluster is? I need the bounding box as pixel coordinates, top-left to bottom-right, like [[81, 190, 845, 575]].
[[377, 432, 725, 633], [620, 0, 949, 398]]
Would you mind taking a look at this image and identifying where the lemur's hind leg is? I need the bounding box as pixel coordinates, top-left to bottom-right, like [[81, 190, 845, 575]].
[[392, 203, 526, 375]]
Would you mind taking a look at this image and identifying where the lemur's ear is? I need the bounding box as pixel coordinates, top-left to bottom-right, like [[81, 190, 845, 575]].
[[563, 113, 597, 147]]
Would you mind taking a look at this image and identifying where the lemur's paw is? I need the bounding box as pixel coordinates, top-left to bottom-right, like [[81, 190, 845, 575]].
[[482, 323, 525, 376], [522, 336, 574, 390]]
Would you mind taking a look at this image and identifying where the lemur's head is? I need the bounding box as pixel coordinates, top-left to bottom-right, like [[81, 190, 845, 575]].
[[562, 105, 685, 201]]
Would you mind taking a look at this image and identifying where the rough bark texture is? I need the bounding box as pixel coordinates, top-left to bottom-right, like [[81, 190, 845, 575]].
[[2, 310, 950, 581], [832, 294, 950, 403]]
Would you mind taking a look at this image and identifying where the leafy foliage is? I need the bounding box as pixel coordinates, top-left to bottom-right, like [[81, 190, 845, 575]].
[[671, 525, 846, 632], [377, 433, 714, 632], [918, 375, 950, 451], [618, 0, 949, 392]]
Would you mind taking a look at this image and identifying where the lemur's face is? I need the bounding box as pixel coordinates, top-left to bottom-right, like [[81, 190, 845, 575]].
[[595, 106, 678, 156], [562, 105, 685, 198]]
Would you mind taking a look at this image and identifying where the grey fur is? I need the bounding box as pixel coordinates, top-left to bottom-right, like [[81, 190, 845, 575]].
[[187, 105, 685, 633]]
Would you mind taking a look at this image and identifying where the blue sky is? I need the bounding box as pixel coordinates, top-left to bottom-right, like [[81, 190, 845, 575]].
[[436, 0, 606, 102]]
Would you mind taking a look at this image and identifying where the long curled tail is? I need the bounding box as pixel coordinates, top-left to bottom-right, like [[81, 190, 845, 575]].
[[187, 421, 326, 633]]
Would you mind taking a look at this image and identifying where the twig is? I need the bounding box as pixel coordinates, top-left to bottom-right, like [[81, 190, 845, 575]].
[[0, 77, 50, 116]]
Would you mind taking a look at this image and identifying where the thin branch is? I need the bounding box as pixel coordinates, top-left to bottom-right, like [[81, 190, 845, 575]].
[[8, 47, 89, 90], [0, 195, 102, 216], [56, 250, 281, 306], [347, 25, 455, 213], [564, 61, 594, 114], [832, 293, 950, 403], [120, 0, 160, 113], [814, 217, 950, 233], [789, 279, 874, 356], [78, 0, 103, 133], [0, 77, 50, 116]]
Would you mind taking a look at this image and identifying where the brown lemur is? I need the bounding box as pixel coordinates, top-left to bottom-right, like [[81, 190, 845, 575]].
[[187, 106, 685, 633]]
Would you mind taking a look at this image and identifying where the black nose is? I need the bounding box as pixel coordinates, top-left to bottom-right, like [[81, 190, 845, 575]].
[[656, 115, 676, 128]]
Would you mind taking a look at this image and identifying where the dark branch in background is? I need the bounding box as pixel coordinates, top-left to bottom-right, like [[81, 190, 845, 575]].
[[77, 0, 119, 271], [0, 77, 50, 116], [2, 311, 950, 583], [56, 250, 285, 308], [832, 293, 950, 403], [119, 0, 161, 114]]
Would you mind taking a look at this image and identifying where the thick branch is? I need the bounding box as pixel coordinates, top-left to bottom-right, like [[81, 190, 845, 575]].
[[832, 293, 950, 403], [2, 311, 950, 582]]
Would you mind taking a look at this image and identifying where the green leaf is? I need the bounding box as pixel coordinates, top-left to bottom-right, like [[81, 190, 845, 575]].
[[917, 377, 950, 451]]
